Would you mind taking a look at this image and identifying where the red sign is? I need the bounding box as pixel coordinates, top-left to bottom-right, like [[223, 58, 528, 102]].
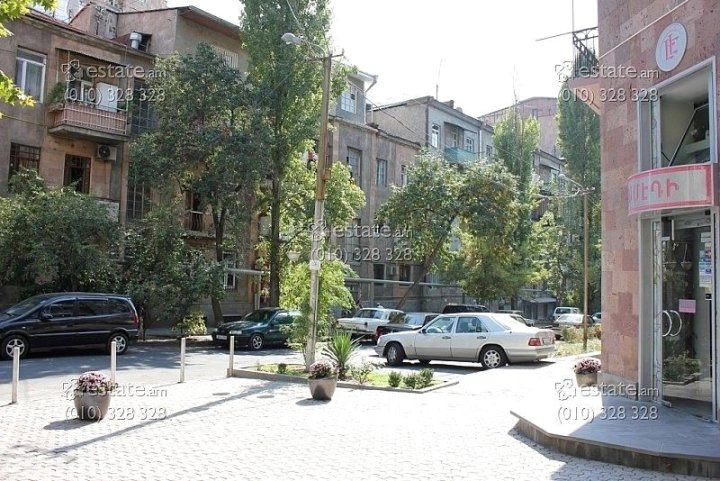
[[628, 164, 714, 215]]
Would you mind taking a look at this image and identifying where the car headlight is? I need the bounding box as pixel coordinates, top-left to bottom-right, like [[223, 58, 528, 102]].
[[229, 330, 243, 335]]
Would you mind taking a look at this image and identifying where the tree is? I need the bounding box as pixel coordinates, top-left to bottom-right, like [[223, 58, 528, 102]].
[[0, 169, 120, 297], [240, 0, 342, 306], [377, 153, 519, 308], [557, 83, 601, 310], [0, 0, 56, 118], [123, 205, 223, 334], [131, 43, 266, 325]]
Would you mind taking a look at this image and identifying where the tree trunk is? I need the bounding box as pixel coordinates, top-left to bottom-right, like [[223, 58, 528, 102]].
[[396, 235, 447, 310], [269, 174, 281, 306], [211, 207, 225, 327]]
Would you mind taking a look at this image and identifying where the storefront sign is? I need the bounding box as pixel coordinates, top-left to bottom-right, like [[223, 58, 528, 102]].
[[628, 164, 714, 215], [656, 23, 687, 72]]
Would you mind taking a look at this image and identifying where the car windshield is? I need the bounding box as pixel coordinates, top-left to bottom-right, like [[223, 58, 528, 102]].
[[399, 314, 423, 325], [558, 314, 585, 323], [0, 295, 47, 320], [243, 310, 277, 323], [490, 314, 530, 331], [357, 309, 384, 319]]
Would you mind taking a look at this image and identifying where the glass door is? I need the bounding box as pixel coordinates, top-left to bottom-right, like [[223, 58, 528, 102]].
[[654, 215, 714, 419]]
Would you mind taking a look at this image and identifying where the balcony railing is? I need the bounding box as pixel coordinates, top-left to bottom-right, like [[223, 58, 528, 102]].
[[185, 210, 204, 232], [50, 102, 128, 137], [572, 27, 599, 78], [444, 147, 479, 165]]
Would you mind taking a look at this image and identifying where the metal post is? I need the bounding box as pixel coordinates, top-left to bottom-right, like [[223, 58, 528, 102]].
[[583, 191, 589, 352], [11, 346, 19, 404], [228, 336, 235, 377], [110, 341, 117, 385], [305, 53, 333, 369], [179, 337, 186, 383]]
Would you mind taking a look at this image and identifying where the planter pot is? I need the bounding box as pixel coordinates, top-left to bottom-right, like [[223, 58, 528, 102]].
[[575, 372, 598, 387], [308, 376, 337, 401], [73, 391, 112, 420]]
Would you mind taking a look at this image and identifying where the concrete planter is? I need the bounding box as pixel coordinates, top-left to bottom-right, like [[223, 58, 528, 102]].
[[575, 372, 599, 387], [73, 392, 112, 421], [308, 376, 337, 401]]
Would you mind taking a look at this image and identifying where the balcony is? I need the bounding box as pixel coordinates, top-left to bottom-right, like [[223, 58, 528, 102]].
[[185, 210, 205, 233], [444, 147, 479, 165], [48, 102, 128, 144], [568, 27, 601, 114]]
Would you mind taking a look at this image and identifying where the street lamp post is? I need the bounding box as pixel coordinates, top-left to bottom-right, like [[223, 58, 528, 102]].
[[559, 173, 593, 352], [282, 33, 335, 368]]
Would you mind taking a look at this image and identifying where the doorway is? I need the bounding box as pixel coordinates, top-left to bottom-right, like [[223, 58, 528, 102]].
[[653, 213, 715, 419]]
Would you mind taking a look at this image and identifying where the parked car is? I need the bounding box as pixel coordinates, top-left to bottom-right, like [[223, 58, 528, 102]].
[[552, 306, 580, 321], [592, 312, 602, 323], [374, 312, 440, 341], [337, 308, 405, 338], [507, 313, 536, 327], [0, 292, 140, 360], [552, 313, 596, 339], [212, 308, 300, 351], [375, 312, 555, 369], [442, 303, 490, 314]]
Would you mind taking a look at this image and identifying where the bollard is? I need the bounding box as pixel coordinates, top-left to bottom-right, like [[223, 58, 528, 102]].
[[110, 341, 117, 385], [11, 346, 19, 404], [179, 337, 186, 383], [228, 336, 235, 377]]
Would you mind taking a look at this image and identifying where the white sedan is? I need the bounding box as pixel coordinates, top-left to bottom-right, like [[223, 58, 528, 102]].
[[374, 313, 556, 369]]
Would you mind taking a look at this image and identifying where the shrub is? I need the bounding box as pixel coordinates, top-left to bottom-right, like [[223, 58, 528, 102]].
[[322, 330, 359, 380], [561, 326, 583, 343], [277, 363, 288, 374], [402, 373, 418, 389], [388, 371, 402, 388], [573, 357, 601, 374], [417, 368, 434, 388], [591, 324, 602, 339], [171, 311, 207, 336], [663, 353, 701, 382], [349, 361, 378, 384]]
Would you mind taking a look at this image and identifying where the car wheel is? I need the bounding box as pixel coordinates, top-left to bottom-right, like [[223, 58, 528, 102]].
[[108, 332, 129, 355], [386, 343, 405, 366], [480, 346, 507, 369], [418, 359, 431, 366], [249, 334, 264, 351], [1, 334, 29, 360]]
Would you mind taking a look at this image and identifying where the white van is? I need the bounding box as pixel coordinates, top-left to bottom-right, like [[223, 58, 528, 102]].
[[552, 306, 580, 320]]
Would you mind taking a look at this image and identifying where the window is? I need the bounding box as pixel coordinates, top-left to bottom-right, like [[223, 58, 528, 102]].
[[77, 299, 108, 316], [130, 80, 155, 134], [465, 137, 474, 153], [373, 263, 385, 285], [340, 85, 358, 113], [9, 143, 40, 179], [46, 300, 75, 318], [126, 177, 151, 221], [430, 124, 440, 148], [399, 264, 411, 282], [64, 155, 90, 193], [531, 108, 539, 118], [400, 165, 408, 186], [185, 191, 203, 231], [66, 78, 95, 104], [15, 49, 45, 102], [448, 130, 459, 148], [456, 316, 479, 333], [486, 145, 494, 159], [223, 252, 237, 290], [376, 159, 387, 187], [345, 218, 361, 263], [347, 147, 362, 184], [426, 316, 454, 334]]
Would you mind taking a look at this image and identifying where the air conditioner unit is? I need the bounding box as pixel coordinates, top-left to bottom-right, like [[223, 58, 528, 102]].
[[96, 144, 117, 161]]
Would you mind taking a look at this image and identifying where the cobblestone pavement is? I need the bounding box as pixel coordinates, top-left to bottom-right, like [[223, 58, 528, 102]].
[[0, 357, 709, 481]]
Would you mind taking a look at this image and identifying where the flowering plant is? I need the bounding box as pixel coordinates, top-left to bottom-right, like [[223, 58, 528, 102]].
[[308, 359, 338, 379], [74, 371, 117, 395], [573, 357, 601, 374]]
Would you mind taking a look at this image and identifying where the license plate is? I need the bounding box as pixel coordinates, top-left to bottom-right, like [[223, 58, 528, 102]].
[[216, 335, 227, 340]]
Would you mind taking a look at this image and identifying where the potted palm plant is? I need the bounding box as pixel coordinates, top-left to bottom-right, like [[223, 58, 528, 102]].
[[307, 359, 338, 401], [72, 371, 117, 420]]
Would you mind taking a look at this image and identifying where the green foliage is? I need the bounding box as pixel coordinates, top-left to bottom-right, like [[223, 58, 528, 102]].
[[349, 361, 378, 385], [281, 258, 355, 352], [388, 371, 402, 388], [663, 353, 701, 382], [0, 0, 57, 117], [47, 82, 66, 104], [277, 363, 288, 374], [561, 326, 583, 343], [123, 205, 223, 329], [417, 368, 434, 388], [322, 329, 359, 380], [402, 373, 418, 389], [171, 311, 207, 337], [0, 169, 120, 296]]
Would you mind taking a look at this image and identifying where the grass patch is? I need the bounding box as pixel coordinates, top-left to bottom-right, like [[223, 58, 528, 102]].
[[553, 339, 601, 357], [251, 363, 440, 389]]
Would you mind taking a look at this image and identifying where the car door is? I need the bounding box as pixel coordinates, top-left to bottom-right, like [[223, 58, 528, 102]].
[[34, 298, 77, 347], [75, 298, 112, 345], [450, 316, 485, 361], [414, 316, 455, 360], [266, 311, 289, 344]]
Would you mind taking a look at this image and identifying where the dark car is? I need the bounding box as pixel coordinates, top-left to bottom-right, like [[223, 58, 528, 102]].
[[441, 303, 490, 314], [0, 292, 140, 360], [375, 312, 439, 341], [212, 307, 301, 351]]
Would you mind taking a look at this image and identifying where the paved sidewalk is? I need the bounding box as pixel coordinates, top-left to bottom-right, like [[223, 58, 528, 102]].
[[0, 359, 709, 481]]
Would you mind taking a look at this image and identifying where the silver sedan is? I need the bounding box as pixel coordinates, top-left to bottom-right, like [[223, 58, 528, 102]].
[[374, 313, 556, 369]]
